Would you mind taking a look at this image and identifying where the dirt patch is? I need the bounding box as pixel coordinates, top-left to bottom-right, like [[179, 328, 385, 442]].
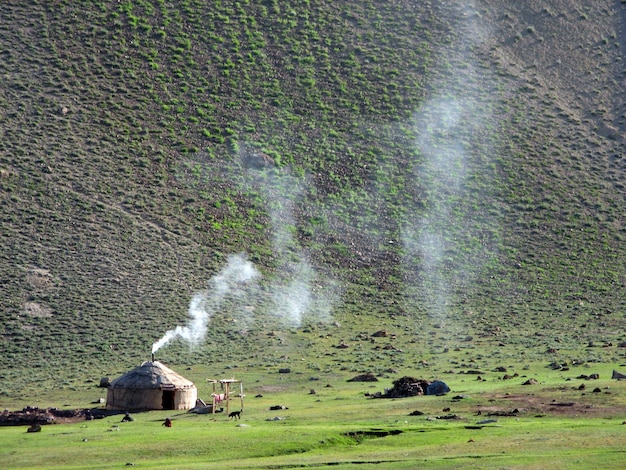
[[22, 302, 53, 318], [478, 393, 623, 418], [26, 268, 55, 290]]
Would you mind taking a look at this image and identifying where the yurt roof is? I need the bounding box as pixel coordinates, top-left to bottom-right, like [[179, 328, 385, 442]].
[[109, 361, 196, 390]]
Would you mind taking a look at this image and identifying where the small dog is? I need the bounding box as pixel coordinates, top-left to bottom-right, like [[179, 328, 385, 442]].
[[228, 410, 242, 420]]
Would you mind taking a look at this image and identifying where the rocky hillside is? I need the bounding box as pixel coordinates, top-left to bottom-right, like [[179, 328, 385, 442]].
[[0, 0, 624, 394]]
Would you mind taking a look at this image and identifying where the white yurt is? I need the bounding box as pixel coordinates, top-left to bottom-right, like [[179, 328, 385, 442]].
[[106, 361, 197, 411]]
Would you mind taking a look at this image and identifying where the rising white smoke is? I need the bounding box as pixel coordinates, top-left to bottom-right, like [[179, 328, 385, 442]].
[[403, 1, 496, 322], [239, 145, 340, 328], [151, 293, 208, 353], [151, 253, 260, 353]]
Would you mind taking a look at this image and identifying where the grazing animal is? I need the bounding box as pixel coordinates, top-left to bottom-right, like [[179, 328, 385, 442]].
[[228, 410, 242, 420]]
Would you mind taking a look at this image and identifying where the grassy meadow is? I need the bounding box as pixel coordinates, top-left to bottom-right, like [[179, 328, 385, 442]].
[[2, 361, 626, 469], [3, 348, 626, 468]]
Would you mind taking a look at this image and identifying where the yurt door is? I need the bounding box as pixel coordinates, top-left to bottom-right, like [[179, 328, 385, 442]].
[[162, 390, 175, 409]]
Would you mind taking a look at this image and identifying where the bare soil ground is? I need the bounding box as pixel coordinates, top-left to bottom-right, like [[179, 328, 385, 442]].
[[479, 391, 624, 419]]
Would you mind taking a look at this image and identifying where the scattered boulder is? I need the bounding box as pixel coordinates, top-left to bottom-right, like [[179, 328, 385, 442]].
[[348, 372, 378, 382], [99, 377, 111, 388], [426, 380, 450, 396], [522, 378, 539, 385], [577, 373, 599, 380], [241, 150, 275, 169], [476, 419, 498, 425], [436, 414, 462, 420], [278, 368, 291, 374], [486, 409, 519, 417], [27, 423, 42, 433]]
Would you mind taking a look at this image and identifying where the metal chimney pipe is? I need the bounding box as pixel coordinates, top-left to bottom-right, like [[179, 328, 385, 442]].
[[151, 353, 155, 362]]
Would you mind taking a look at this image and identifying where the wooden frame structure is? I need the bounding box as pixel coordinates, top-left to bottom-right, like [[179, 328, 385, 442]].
[[207, 378, 244, 415]]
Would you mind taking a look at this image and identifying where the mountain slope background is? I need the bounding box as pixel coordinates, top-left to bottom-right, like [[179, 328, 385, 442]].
[[0, 0, 625, 398]]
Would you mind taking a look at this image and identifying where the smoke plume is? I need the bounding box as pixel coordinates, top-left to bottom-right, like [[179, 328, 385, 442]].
[[151, 253, 260, 353], [240, 145, 340, 328], [403, 1, 497, 322]]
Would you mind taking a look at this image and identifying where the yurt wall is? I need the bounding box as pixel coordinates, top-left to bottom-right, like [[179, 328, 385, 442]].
[[106, 386, 197, 410]]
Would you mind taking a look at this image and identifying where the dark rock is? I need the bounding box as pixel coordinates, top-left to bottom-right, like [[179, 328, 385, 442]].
[[27, 423, 42, 433], [99, 377, 111, 388], [241, 150, 275, 169], [426, 380, 450, 396], [347, 372, 378, 382]]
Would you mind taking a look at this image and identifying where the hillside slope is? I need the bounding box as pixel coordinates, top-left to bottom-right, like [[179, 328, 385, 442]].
[[0, 0, 624, 396]]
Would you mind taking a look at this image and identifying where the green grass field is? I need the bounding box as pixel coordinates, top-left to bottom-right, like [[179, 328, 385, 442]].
[[2, 361, 626, 469]]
